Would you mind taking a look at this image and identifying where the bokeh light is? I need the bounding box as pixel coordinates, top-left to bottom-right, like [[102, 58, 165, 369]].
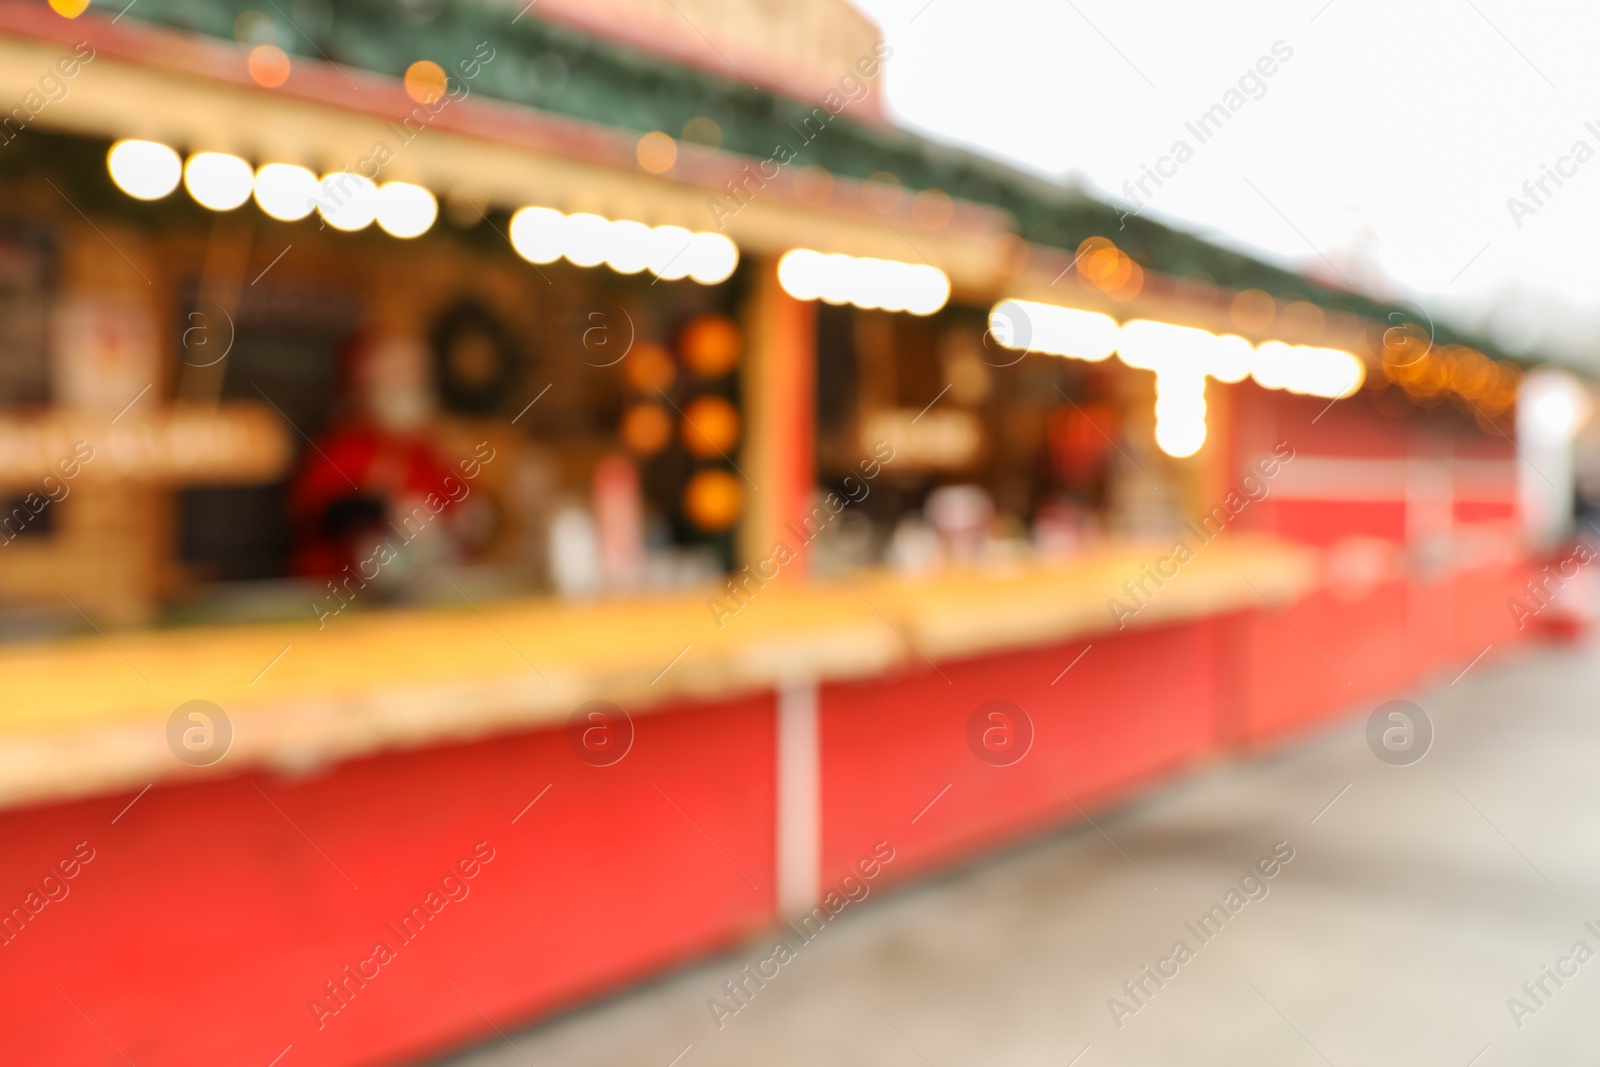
[[625, 344, 676, 392], [107, 140, 182, 200], [621, 404, 672, 456], [508, 208, 738, 283], [183, 152, 255, 211], [681, 396, 740, 458], [636, 132, 678, 174], [253, 162, 319, 221], [988, 300, 1117, 361], [316, 172, 380, 231], [508, 206, 566, 264], [681, 316, 742, 377], [404, 60, 448, 104], [375, 181, 438, 238], [247, 44, 291, 88], [683, 469, 743, 530], [777, 249, 950, 314]]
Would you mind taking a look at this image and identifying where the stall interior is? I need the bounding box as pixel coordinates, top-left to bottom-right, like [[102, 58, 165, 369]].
[[0, 130, 749, 635], [809, 299, 1184, 575]]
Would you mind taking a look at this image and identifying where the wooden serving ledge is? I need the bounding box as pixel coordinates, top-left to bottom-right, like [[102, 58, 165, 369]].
[[0, 536, 1314, 810]]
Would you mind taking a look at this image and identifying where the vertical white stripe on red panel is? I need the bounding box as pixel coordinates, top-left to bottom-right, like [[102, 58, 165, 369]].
[[776, 680, 820, 916]]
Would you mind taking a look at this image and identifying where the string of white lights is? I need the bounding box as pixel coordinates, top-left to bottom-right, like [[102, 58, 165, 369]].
[[106, 138, 741, 284], [508, 207, 737, 284], [989, 298, 1367, 457], [103, 139, 1362, 458], [107, 138, 440, 238], [777, 249, 950, 315]]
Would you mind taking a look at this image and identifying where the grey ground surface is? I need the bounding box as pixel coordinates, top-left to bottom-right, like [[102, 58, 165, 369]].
[[429, 637, 1600, 1067]]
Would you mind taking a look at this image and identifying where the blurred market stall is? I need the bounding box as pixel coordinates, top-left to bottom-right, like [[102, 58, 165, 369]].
[[0, 0, 1584, 1063]]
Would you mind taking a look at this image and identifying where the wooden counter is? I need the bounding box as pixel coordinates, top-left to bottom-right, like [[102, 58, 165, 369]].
[[0, 536, 1313, 810]]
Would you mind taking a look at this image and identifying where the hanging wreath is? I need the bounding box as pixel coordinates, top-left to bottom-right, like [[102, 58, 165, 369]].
[[430, 300, 522, 416]]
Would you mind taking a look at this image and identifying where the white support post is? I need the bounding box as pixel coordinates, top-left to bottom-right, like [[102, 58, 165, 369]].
[[776, 680, 820, 916]]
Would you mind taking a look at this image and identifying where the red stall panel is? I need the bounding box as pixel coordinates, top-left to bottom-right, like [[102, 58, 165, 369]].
[[818, 620, 1218, 890], [1227, 578, 1411, 747], [0, 693, 775, 1067], [1451, 560, 1538, 658]]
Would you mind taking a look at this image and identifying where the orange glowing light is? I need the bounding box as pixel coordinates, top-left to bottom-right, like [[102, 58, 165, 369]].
[[681, 396, 740, 459], [47, 0, 89, 17], [1102, 258, 1144, 302], [636, 132, 678, 174], [684, 469, 743, 531], [248, 44, 291, 88], [624, 343, 676, 393], [404, 60, 448, 104], [680, 315, 741, 378], [621, 404, 672, 456], [1076, 237, 1137, 296], [1450, 349, 1496, 399]]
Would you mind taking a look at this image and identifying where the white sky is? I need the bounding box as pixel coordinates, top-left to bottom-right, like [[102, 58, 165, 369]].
[[849, 0, 1600, 367]]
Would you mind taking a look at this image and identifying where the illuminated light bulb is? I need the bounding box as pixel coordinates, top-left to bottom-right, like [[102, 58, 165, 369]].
[[986, 300, 1031, 351], [775, 248, 947, 313], [1151, 368, 1208, 458], [885, 260, 918, 312], [683, 468, 743, 531], [403, 60, 449, 106], [777, 249, 824, 301], [1155, 368, 1206, 397], [183, 152, 254, 211], [806, 254, 849, 305], [562, 212, 612, 268], [1208, 334, 1254, 383], [504, 209, 736, 282], [1531, 388, 1580, 433], [1155, 394, 1207, 424], [1250, 340, 1296, 392], [605, 219, 652, 274], [987, 300, 1117, 360], [648, 225, 695, 279], [685, 231, 738, 284], [248, 44, 291, 88], [253, 162, 320, 221], [509, 206, 564, 264], [315, 171, 379, 231], [1155, 370, 1206, 412], [375, 181, 437, 238], [1118, 319, 1217, 373], [1299, 346, 1365, 398], [1253, 342, 1364, 398], [1520, 369, 1591, 445], [883, 259, 921, 313], [1155, 414, 1207, 458], [851, 257, 887, 310], [818, 253, 856, 305], [905, 263, 951, 315], [887, 260, 922, 312], [108, 139, 182, 200]]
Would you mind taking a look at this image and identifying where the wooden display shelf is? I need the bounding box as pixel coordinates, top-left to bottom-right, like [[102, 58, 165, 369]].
[[0, 536, 1313, 810]]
